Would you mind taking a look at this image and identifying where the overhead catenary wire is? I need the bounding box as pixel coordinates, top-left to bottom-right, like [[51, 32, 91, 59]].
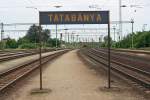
[[2, 21, 132, 26]]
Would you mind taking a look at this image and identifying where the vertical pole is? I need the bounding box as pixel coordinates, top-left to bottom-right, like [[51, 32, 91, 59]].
[[39, 13, 42, 90], [1, 23, 3, 41], [68, 32, 70, 48], [99, 37, 101, 48], [113, 27, 116, 42], [56, 24, 58, 48], [72, 33, 73, 48], [65, 31, 67, 47], [68, 32, 69, 43], [76, 35, 78, 48], [108, 11, 111, 88], [100, 35, 103, 48], [119, 0, 122, 41], [73, 33, 75, 48], [1, 23, 4, 49], [60, 33, 62, 48], [131, 19, 134, 48], [113, 27, 116, 48]]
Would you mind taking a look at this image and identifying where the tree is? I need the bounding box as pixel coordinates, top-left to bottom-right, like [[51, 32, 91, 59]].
[[102, 35, 113, 47], [25, 24, 40, 43], [25, 24, 50, 43], [134, 31, 150, 48], [115, 31, 150, 49], [17, 37, 30, 46], [47, 38, 61, 47], [5, 38, 18, 49], [19, 43, 37, 49], [41, 29, 50, 42]]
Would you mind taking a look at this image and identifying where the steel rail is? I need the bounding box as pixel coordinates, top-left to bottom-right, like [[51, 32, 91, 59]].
[[111, 48, 150, 55], [80, 49, 150, 89], [89, 49, 150, 77], [0, 49, 57, 62], [0, 50, 69, 93], [93, 49, 150, 76], [95, 48, 150, 62]]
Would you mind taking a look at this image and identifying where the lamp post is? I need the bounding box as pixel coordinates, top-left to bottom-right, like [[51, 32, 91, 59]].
[[88, 5, 101, 48], [71, 31, 75, 48], [118, 3, 143, 48], [119, 0, 127, 41], [100, 35, 103, 48], [142, 24, 147, 47], [26, 7, 43, 90], [68, 32, 70, 44], [113, 26, 116, 48], [54, 5, 63, 48], [119, 4, 142, 48], [55, 24, 58, 48], [0, 23, 4, 50], [64, 28, 68, 47], [142, 24, 147, 32], [131, 19, 134, 49], [117, 31, 120, 48], [60, 33, 63, 48], [119, 0, 122, 41], [26, 7, 39, 49], [89, 4, 101, 10], [76, 35, 79, 48], [27, 5, 63, 49]]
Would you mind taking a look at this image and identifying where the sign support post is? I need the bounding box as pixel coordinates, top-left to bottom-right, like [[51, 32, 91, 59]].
[[1, 23, 4, 50], [30, 11, 51, 94], [39, 27, 43, 90], [39, 15, 43, 90], [56, 24, 58, 48], [39, 10, 111, 90], [107, 11, 111, 88], [131, 19, 134, 48]]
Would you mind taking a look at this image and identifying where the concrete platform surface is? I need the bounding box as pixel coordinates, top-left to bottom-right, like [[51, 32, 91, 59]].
[[0, 50, 64, 73], [1, 50, 147, 100]]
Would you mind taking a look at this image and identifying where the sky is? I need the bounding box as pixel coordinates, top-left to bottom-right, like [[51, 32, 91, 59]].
[[0, 0, 150, 41]]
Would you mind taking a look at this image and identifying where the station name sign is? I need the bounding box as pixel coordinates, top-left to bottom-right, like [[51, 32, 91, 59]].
[[39, 11, 109, 25]]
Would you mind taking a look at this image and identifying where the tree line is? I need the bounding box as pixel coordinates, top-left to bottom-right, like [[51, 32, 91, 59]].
[[0, 25, 149, 49], [115, 31, 150, 48], [101, 31, 150, 49], [0, 24, 61, 49]]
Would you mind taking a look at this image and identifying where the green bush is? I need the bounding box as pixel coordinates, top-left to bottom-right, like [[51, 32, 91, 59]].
[[115, 31, 150, 48], [5, 39, 18, 49], [0, 42, 3, 49], [47, 38, 61, 47], [19, 43, 37, 49]]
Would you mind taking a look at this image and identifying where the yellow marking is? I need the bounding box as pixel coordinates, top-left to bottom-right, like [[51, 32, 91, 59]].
[[96, 14, 102, 22], [54, 14, 59, 22], [59, 14, 64, 22], [77, 13, 83, 22], [48, 14, 53, 22], [71, 14, 77, 22], [65, 14, 70, 22], [90, 14, 95, 21], [83, 14, 90, 22]]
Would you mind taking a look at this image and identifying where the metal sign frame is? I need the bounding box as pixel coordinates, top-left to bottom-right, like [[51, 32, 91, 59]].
[[39, 11, 111, 89], [39, 11, 109, 24]]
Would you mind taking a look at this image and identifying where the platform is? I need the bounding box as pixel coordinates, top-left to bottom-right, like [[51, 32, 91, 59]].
[[0, 50, 64, 73], [0, 50, 146, 100]]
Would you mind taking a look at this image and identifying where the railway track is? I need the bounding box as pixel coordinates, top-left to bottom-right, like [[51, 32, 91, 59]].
[[111, 48, 150, 55], [80, 48, 150, 90], [0, 49, 69, 93], [93, 48, 150, 72], [0, 49, 57, 62]]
